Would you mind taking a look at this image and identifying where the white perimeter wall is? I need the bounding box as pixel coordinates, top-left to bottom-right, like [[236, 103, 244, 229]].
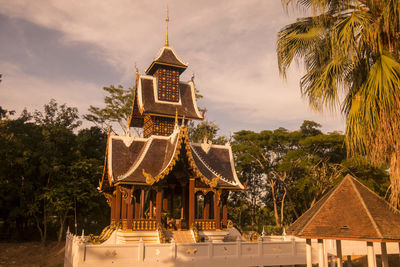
[[64, 233, 400, 267]]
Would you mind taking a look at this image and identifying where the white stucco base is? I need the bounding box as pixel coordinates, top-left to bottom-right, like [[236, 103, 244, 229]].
[[200, 230, 228, 243], [115, 230, 159, 244]]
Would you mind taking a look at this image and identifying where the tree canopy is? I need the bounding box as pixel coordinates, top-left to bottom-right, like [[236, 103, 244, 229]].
[[277, 0, 400, 207]]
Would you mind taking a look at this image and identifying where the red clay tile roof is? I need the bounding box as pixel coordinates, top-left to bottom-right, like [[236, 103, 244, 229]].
[[287, 174, 400, 242], [102, 127, 243, 190], [146, 46, 188, 75]]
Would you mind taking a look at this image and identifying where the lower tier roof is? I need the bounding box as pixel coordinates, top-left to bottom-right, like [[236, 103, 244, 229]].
[[100, 126, 243, 191]]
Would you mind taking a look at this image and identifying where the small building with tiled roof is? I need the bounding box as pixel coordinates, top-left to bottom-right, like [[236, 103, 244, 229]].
[[97, 11, 244, 245], [288, 174, 400, 267]]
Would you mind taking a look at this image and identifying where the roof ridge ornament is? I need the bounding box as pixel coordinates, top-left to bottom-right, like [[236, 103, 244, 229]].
[[165, 6, 169, 47], [201, 136, 212, 154]]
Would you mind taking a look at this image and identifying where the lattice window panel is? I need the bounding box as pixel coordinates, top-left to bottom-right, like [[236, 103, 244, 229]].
[[143, 115, 153, 138], [155, 68, 179, 102], [152, 116, 175, 136]]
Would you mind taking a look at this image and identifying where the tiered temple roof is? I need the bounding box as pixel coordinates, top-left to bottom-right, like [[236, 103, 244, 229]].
[[100, 126, 243, 190], [129, 76, 203, 125]]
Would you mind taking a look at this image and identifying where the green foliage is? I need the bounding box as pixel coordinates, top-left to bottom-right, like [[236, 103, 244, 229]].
[[188, 120, 227, 145], [230, 120, 389, 231], [0, 100, 107, 243], [277, 0, 400, 207], [84, 85, 134, 132]]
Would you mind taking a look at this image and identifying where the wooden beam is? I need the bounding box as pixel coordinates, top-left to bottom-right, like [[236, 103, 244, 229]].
[[140, 189, 145, 219], [156, 189, 162, 225], [135, 192, 140, 219], [127, 194, 133, 229], [115, 187, 121, 224], [203, 194, 210, 219], [189, 178, 195, 227], [214, 191, 220, 229], [222, 195, 228, 228], [110, 193, 116, 224], [121, 195, 127, 230]]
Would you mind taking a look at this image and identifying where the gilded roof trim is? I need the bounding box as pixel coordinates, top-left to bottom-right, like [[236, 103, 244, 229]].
[[99, 133, 110, 191], [117, 129, 179, 181], [143, 126, 183, 185]]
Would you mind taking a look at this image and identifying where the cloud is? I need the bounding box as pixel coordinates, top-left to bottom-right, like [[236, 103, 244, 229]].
[[0, 0, 345, 134], [0, 62, 102, 118]]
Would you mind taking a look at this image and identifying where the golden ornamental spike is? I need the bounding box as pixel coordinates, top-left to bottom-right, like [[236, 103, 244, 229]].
[[174, 108, 178, 124], [165, 6, 169, 47]]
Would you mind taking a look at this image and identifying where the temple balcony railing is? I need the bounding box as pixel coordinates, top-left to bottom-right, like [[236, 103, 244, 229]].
[[194, 219, 216, 230], [128, 219, 158, 231]]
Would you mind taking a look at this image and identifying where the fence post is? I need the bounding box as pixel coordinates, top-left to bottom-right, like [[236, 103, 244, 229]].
[[208, 239, 214, 258], [258, 237, 263, 257], [138, 238, 144, 262], [171, 239, 176, 260], [236, 236, 242, 258], [292, 237, 297, 256]]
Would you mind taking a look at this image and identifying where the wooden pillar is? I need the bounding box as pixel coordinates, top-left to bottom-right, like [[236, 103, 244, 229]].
[[127, 194, 133, 229], [163, 193, 168, 211], [110, 193, 116, 224], [156, 189, 162, 225], [171, 193, 174, 217], [222, 195, 228, 228], [181, 186, 185, 219], [149, 199, 153, 219], [318, 239, 325, 267], [336, 240, 343, 267], [204, 194, 210, 219], [381, 242, 388, 267], [140, 189, 145, 219], [330, 256, 335, 267], [115, 187, 121, 224], [135, 192, 140, 219], [214, 191, 220, 229], [121, 195, 127, 230], [189, 178, 195, 227], [306, 239, 312, 267], [367, 242, 376, 267], [346, 256, 352, 267]]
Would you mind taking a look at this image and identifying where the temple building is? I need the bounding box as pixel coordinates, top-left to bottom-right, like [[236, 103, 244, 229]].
[[97, 12, 244, 244]]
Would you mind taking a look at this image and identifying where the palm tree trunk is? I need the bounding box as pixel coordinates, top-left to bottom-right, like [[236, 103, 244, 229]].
[[390, 151, 400, 208]]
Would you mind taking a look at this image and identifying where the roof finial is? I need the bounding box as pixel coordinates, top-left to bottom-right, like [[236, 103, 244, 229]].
[[165, 6, 169, 47]]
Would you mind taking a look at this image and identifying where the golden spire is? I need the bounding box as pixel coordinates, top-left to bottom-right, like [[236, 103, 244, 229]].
[[165, 6, 169, 47]]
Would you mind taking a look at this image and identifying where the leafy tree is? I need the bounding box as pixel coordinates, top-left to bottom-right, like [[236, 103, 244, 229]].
[[188, 120, 227, 145], [0, 100, 107, 244], [231, 120, 388, 230], [84, 85, 133, 133], [0, 106, 15, 120], [277, 0, 400, 207]]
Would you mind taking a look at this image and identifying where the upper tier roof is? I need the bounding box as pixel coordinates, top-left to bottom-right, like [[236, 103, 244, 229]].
[[146, 46, 188, 75], [100, 127, 244, 190], [129, 75, 203, 127], [287, 174, 400, 242]]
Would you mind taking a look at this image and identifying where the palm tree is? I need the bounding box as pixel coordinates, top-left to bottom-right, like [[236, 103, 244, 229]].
[[277, 0, 400, 207]]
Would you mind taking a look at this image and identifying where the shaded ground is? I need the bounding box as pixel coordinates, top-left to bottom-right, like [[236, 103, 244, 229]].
[[0, 242, 64, 267]]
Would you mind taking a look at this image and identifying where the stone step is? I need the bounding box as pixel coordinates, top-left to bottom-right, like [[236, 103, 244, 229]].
[[166, 230, 195, 243]]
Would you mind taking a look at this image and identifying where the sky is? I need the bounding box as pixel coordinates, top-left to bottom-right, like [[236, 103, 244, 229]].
[[0, 0, 345, 136]]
